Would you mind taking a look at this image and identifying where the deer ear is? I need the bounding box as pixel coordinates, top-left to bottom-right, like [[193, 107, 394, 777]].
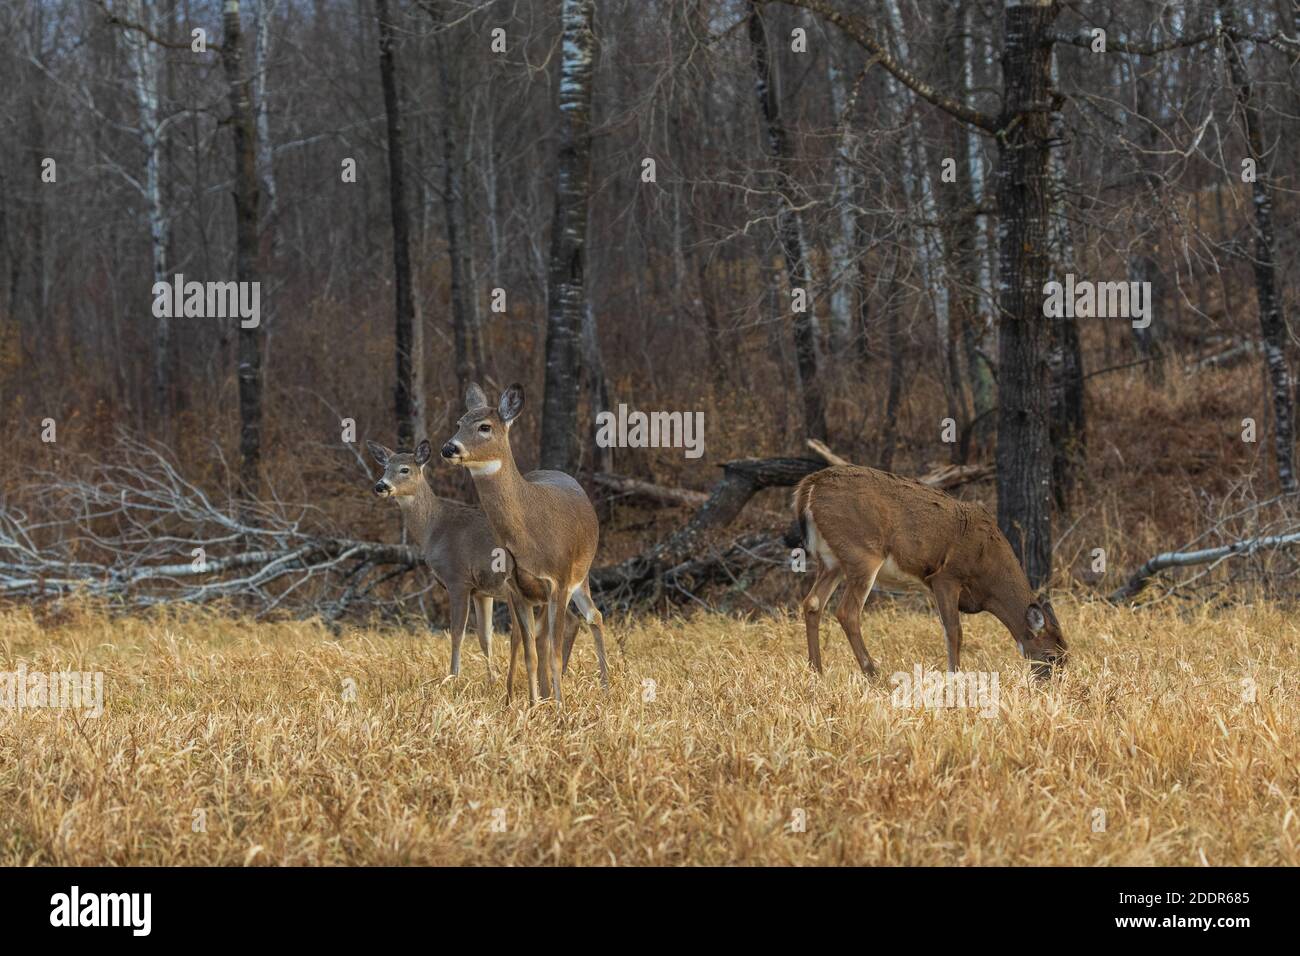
[[1041, 601, 1059, 629], [498, 384, 525, 425], [366, 440, 393, 465], [414, 440, 431, 465], [1026, 604, 1046, 635], [465, 382, 489, 410]]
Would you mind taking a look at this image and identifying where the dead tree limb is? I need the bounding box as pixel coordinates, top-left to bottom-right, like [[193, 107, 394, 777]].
[[1111, 532, 1300, 602]]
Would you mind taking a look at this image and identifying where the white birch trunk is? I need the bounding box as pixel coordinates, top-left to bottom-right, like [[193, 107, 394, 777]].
[[253, 0, 278, 254], [123, 0, 169, 421], [825, 55, 858, 353]]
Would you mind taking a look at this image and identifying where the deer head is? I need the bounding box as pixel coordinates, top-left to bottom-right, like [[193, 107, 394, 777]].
[[440, 383, 524, 475], [367, 439, 432, 498], [1022, 599, 1068, 679]]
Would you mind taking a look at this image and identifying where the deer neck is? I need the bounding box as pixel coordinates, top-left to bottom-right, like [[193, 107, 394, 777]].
[[395, 477, 449, 546], [985, 574, 1037, 644], [466, 451, 529, 550]]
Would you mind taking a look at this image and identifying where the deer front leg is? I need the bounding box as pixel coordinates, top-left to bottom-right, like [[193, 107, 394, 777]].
[[447, 587, 472, 678], [472, 593, 495, 684], [929, 577, 964, 673]]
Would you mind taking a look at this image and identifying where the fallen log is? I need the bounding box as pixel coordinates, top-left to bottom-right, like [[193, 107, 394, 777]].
[[591, 472, 709, 508], [590, 457, 825, 605]]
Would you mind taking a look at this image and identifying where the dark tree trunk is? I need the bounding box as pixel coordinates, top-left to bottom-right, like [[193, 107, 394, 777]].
[[222, 0, 264, 495], [376, 0, 422, 449], [747, 2, 827, 443], [424, 0, 482, 401], [1220, 1, 1296, 493], [539, 0, 598, 473], [1048, 307, 1085, 509], [993, 0, 1057, 590], [879, 255, 904, 472]]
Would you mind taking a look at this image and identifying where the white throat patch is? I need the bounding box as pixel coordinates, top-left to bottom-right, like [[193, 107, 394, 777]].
[[466, 459, 502, 476]]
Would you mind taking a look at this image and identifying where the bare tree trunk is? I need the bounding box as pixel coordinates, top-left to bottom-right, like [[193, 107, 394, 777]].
[[376, 0, 422, 449], [221, 0, 264, 495], [880, 0, 954, 448], [1219, 0, 1296, 493], [747, 2, 826, 442], [879, 254, 903, 471], [252, 0, 279, 259], [583, 302, 612, 474], [960, 7, 998, 457], [123, 0, 170, 432], [1047, 48, 1085, 508], [994, 0, 1057, 590], [429, 1, 480, 401], [825, 52, 858, 354], [1128, 64, 1166, 376], [540, 0, 598, 473]]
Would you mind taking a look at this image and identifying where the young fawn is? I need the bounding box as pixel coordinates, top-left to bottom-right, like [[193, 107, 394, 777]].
[[441, 383, 612, 705], [793, 465, 1067, 679]]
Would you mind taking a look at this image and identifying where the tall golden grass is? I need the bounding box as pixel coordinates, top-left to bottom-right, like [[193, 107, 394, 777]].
[[1, 598, 1296, 865]]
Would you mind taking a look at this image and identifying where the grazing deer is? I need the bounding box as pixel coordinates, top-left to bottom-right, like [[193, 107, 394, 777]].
[[792, 465, 1067, 679], [368, 437, 582, 699], [441, 383, 611, 705]]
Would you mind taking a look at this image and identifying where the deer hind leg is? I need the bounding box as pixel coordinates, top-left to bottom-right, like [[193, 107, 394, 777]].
[[834, 559, 884, 677], [929, 576, 964, 673], [801, 566, 843, 675], [504, 599, 521, 703], [569, 581, 609, 690], [447, 587, 472, 678], [472, 594, 495, 684], [544, 589, 564, 705]]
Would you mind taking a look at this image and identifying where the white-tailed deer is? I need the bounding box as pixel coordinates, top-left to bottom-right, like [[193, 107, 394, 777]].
[[368, 437, 582, 699], [792, 465, 1067, 679], [368, 438, 511, 681], [441, 383, 612, 705]]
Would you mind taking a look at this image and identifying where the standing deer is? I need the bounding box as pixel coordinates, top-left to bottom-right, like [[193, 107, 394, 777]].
[[368, 437, 582, 699], [440, 383, 611, 705], [792, 465, 1067, 679], [368, 438, 510, 681]]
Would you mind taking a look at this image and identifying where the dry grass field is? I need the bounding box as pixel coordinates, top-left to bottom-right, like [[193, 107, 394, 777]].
[[2, 598, 1297, 866]]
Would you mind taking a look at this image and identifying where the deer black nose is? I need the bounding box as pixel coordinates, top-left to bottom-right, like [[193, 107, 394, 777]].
[[372, 481, 388, 496], [440, 441, 459, 460]]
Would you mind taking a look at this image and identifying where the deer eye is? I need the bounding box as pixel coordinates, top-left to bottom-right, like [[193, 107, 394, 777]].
[[478, 423, 492, 435], [399, 467, 410, 474]]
